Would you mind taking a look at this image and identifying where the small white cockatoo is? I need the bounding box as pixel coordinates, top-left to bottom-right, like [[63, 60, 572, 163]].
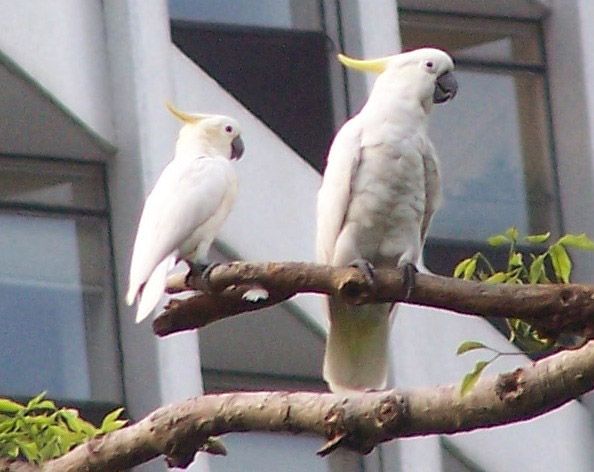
[[126, 103, 244, 323], [317, 48, 458, 393]]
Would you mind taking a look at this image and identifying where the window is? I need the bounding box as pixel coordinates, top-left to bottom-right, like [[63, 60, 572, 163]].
[[398, 10, 560, 273], [0, 156, 122, 409], [168, 0, 336, 170], [168, 0, 316, 29]]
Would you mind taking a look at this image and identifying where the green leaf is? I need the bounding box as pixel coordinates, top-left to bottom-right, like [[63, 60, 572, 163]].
[[484, 272, 507, 284], [524, 232, 551, 244], [558, 233, 594, 250], [453, 258, 473, 278], [29, 400, 56, 412], [487, 234, 509, 247], [528, 254, 546, 284], [26, 392, 47, 409], [456, 341, 487, 355], [506, 267, 523, 285], [58, 409, 79, 431], [509, 252, 523, 267], [99, 408, 126, 433], [505, 227, 519, 242], [463, 258, 477, 280], [100, 408, 127, 434], [38, 436, 60, 462], [58, 410, 98, 437], [4, 443, 19, 458], [0, 399, 23, 414], [20, 415, 53, 427], [0, 418, 16, 434], [460, 361, 490, 397], [101, 419, 127, 434], [507, 318, 554, 353], [549, 243, 572, 283], [48, 425, 80, 452], [14, 439, 38, 462]]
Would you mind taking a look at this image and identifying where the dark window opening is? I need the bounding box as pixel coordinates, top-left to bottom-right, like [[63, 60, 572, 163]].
[[171, 21, 335, 171]]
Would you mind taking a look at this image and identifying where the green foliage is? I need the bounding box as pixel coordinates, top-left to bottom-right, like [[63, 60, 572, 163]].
[[460, 361, 489, 397], [456, 341, 487, 355], [453, 228, 594, 396], [0, 392, 126, 464]]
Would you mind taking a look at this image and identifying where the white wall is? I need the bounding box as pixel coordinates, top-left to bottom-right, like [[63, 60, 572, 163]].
[[0, 0, 114, 143]]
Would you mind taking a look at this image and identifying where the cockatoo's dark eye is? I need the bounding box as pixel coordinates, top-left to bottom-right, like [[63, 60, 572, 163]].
[[425, 61, 434, 69], [225, 125, 233, 134]]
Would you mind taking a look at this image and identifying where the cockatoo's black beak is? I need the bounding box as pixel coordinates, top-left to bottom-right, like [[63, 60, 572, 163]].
[[433, 71, 458, 104], [231, 136, 245, 160]]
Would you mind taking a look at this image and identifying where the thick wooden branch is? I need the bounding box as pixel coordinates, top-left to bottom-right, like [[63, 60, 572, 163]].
[[5, 341, 594, 471], [154, 261, 594, 339]]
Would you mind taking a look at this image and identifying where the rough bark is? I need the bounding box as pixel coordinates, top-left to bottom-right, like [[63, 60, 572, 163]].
[[0, 460, 38, 472], [4, 341, 594, 471], [154, 261, 594, 339]]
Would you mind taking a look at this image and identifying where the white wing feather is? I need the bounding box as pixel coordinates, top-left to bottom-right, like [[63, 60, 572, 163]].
[[316, 119, 361, 265], [134, 255, 175, 323], [127, 156, 233, 310], [421, 144, 441, 244]]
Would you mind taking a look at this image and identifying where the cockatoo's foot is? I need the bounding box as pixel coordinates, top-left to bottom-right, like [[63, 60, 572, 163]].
[[187, 262, 207, 279], [186, 262, 221, 290], [200, 262, 221, 286], [348, 258, 376, 288], [402, 262, 418, 300]]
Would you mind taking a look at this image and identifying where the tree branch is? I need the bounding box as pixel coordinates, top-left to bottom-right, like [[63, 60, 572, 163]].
[[4, 341, 594, 471], [153, 261, 594, 339]]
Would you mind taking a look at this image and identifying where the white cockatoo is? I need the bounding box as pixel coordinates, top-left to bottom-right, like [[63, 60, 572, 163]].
[[127, 103, 244, 323], [317, 48, 458, 393]]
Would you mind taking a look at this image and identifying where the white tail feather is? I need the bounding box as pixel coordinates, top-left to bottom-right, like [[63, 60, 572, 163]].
[[323, 299, 393, 393], [135, 256, 175, 323]]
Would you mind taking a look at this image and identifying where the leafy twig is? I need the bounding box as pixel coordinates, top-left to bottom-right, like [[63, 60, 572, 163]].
[[454, 229, 594, 395]]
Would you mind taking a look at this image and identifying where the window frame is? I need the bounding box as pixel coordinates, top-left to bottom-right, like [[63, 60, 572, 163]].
[[396, 7, 563, 274], [0, 153, 124, 421]]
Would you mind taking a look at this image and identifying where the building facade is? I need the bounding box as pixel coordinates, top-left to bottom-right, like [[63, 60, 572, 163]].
[[1, 0, 594, 470]]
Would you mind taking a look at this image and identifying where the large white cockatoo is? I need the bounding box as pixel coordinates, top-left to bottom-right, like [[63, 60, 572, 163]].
[[127, 103, 244, 323], [317, 48, 458, 393]]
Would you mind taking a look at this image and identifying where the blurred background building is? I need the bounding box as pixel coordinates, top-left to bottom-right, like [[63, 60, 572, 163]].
[[1, 0, 593, 470]]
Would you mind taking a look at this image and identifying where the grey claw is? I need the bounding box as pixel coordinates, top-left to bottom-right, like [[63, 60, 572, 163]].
[[186, 262, 221, 290], [201, 262, 221, 283], [402, 263, 418, 300], [349, 258, 376, 288]]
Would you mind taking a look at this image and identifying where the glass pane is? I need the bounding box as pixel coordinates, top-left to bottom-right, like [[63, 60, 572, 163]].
[[0, 212, 121, 402], [400, 13, 543, 65], [0, 156, 106, 211], [169, 0, 323, 31], [427, 69, 558, 241]]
